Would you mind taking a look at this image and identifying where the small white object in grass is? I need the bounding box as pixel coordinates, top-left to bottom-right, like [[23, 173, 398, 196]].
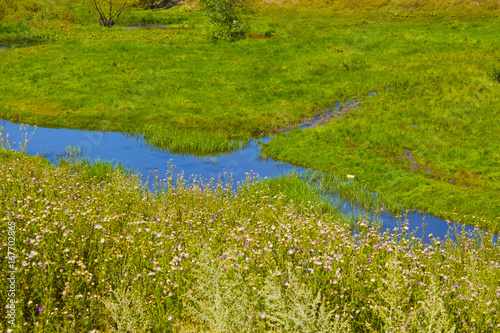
[[347, 175, 355, 179]]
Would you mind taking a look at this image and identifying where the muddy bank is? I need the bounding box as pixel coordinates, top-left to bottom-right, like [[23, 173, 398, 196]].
[[278, 99, 359, 132]]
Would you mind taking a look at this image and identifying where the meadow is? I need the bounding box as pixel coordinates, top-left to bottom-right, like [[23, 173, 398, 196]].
[[0, 150, 499, 332], [1, 0, 500, 331], [1, 0, 499, 228]]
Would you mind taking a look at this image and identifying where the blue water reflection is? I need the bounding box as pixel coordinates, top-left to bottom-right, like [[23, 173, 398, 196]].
[[0, 119, 496, 244]]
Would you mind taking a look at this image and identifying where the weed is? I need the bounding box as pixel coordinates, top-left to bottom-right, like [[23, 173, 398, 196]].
[[490, 66, 500, 84]]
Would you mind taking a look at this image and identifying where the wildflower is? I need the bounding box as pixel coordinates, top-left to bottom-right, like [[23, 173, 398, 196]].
[[347, 175, 355, 179], [36, 235, 43, 239], [137, 274, 142, 278], [38, 264, 43, 268], [94, 224, 102, 229], [38, 306, 44, 313], [28, 251, 38, 259]]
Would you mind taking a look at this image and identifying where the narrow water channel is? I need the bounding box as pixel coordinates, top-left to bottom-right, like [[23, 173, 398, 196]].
[[0, 119, 492, 243]]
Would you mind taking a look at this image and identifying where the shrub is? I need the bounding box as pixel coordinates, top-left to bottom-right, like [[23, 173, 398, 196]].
[[199, 0, 249, 41]]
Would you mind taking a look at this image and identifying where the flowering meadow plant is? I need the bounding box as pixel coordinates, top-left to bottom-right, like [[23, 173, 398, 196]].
[[0, 152, 499, 332]]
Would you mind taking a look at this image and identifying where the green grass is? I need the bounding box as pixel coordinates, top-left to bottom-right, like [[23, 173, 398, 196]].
[[1, 150, 499, 332], [0, 2, 499, 224], [1, 2, 500, 331], [262, 42, 500, 229], [303, 170, 404, 215]]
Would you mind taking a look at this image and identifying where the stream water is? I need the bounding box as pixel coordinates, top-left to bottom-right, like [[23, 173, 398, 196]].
[[1, 119, 494, 244]]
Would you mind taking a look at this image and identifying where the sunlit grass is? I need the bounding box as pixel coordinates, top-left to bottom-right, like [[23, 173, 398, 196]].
[[2, 3, 499, 227], [0, 151, 498, 332]]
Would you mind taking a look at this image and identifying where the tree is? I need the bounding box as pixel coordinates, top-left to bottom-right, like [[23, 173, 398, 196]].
[[199, 0, 249, 42], [92, 0, 128, 27]]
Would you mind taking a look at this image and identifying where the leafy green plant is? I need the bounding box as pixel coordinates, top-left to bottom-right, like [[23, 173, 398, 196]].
[[183, 250, 262, 333], [101, 286, 151, 333], [261, 266, 350, 333], [199, 0, 248, 41]]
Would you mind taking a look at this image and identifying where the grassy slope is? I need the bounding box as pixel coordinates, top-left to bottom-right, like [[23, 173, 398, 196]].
[[0, 1, 499, 227]]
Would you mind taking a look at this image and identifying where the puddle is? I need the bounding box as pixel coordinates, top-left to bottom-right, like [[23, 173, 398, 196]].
[[0, 45, 9, 51]]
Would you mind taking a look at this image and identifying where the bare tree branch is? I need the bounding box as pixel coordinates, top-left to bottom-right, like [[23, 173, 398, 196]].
[[91, 0, 128, 27]]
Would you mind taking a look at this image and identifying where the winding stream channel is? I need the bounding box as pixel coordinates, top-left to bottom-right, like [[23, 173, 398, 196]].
[[1, 118, 495, 244]]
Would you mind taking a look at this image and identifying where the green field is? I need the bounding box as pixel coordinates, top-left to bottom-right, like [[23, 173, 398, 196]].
[[1, 0, 499, 228], [1, 2, 500, 329]]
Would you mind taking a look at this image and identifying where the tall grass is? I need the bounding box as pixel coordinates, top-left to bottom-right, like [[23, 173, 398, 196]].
[[144, 125, 248, 155], [0, 151, 498, 332], [303, 170, 404, 215]]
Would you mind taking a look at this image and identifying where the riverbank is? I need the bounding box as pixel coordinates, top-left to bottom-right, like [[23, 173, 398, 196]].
[[0, 3, 498, 232]]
